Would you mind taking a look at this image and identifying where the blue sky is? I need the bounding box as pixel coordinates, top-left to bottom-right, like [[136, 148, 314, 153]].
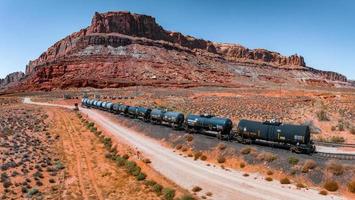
[[0, 0, 354, 79]]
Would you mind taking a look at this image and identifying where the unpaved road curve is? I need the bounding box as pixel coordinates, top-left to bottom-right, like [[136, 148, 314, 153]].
[[24, 98, 344, 200]]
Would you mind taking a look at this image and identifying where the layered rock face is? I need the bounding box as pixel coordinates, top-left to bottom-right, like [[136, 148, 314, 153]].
[[12, 11, 348, 92], [0, 72, 25, 88]]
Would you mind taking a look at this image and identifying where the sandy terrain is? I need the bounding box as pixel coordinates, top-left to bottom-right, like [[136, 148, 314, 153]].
[[24, 97, 347, 200], [47, 108, 161, 200]]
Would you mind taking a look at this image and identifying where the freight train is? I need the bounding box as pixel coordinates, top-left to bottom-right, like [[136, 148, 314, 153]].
[[81, 98, 315, 154]]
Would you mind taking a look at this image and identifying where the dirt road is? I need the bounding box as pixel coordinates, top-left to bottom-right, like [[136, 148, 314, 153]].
[[24, 98, 345, 200]]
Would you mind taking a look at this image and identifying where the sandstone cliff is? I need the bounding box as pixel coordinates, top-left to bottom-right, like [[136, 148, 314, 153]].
[[9, 11, 348, 92], [0, 72, 25, 88]]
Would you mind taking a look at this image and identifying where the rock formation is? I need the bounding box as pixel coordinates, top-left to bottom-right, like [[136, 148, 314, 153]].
[[0, 71, 25, 88], [5, 11, 349, 92]]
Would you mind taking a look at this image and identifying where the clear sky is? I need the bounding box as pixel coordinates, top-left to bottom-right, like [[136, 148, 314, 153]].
[[0, 0, 354, 79]]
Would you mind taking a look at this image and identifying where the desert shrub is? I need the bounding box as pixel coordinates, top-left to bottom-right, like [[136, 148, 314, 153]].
[[327, 161, 344, 176], [115, 156, 126, 166], [266, 170, 273, 175], [257, 152, 277, 162], [143, 158, 151, 164], [241, 147, 251, 154], [122, 154, 129, 160], [240, 162, 245, 168], [55, 161, 65, 170], [347, 180, 355, 193], [200, 155, 207, 161], [27, 188, 39, 197], [338, 120, 345, 131], [280, 177, 291, 184], [188, 153, 193, 157], [175, 144, 182, 150], [302, 160, 316, 173], [319, 190, 328, 195], [206, 192, 212, 196], [186, 135, 194, 142], [265, 177, 273, 182], [180, 195, 195, 200], [350, 126, 355, 135], [243, 173, 249, 177], [103, 137, 112, 149], [144, 180, 156, 186], [288, 156, 299, 165], [323, 180, 339, 191], [87, 122, 95, 128], [331, 126, 336, 131], [193, 152, 202, 160], [125, 161, 139, 175], [217, 143, 226, 150], [136, 173, 146, 181], [296, 183, 306, 188], [162, 187, 176, 200], [330, 136, 345, 143], [152, 183, 163, 195], [181, 147, 188, 152], [192, 186, 202, 192], [217, 156, 226, 163], [317, 110, 329, 121]]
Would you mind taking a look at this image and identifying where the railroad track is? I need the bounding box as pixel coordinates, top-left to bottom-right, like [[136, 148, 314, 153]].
[[314, 152, 355, 160], [314, 141, 355, 148]]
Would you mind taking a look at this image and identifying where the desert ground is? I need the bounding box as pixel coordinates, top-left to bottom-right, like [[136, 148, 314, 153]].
[[1, 85, 354, 200]]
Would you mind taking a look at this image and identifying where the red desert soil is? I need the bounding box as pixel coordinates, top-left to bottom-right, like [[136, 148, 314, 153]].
[[46, 107, 164, 200]]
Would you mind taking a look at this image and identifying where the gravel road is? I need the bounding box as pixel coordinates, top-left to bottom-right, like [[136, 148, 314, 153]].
[[24, 98, 345, 200]]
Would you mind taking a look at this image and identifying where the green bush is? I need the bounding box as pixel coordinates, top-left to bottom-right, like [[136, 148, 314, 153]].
[[144, 180, 156, 186], [103, 137, 112, 148], [27, 188, 39, 197], [162, 188, 176, 200], [125, 161, 137, 173], [179, 195, 195, 200], [288, 156, 299, 165], [55, 161, 65, 170], [136, 173, 146, 181], [152, 183, 163, 195], [115, 156, 126, 167]]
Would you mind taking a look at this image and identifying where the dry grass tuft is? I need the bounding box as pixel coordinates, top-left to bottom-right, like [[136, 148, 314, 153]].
[[265, 177, 273, 182], [347, 180, 355, 193], [323, 180, 339, 192], [243, 173, 249, 177], [266, 170, 273, 175], [240, 162, 245, 168], [302, 159, 317, 173], [241, 147, 251, 155], [327, 161, 344, 176], [186, 135, 194, 142], [257, 152, 277, 162], [280, 177, 291, 184], [192, 186, 202, 192], [319, 190, 328, 195], [217, 155, 226, 163], [200, 155, 207, 161], [217, 143, 226, 151], [296, 183, 306, 188]]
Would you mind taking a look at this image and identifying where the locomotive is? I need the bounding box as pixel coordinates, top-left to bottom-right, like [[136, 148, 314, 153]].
[[81, 98, 315, 154]]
